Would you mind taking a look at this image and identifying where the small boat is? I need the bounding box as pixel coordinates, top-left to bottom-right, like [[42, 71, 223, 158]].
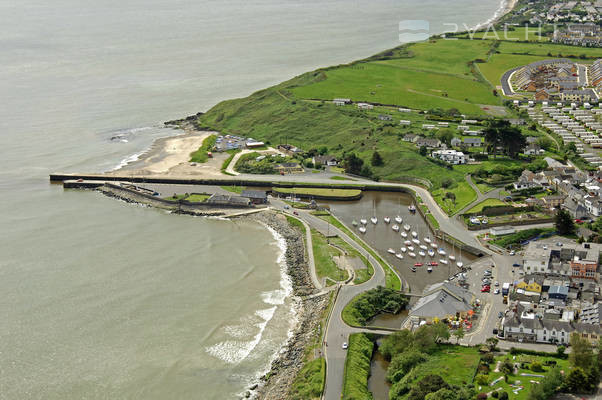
[[412, 238, 420, 245], [387, 248, 395, 254], [411, 267, 417, 272], [430, 243, 438, 248], [384, 216, 391, 224], [418, 251, 426, 257], [428, 249, 435, 257], [408, 245, 414, 251], [408, 205, 416, 213], [392, 225, 400, 232], [400, 231, 407, 238], [400, 247, 407, 253], [403, 224, 411, 231], [419, 245, 428, 250], [404, 240, 412, 246], [411, 231, 418, 238], [438, 248, 446, 256], [424, 237, 431, 244], [408, 252, 416, 257], [414, 262, 423, 267], [352, 220, 358, 226], [456, 261, 464, 268], [360, 219, 367, 225], [429, 261, 438, 266], [370, 216, 378, 224], [449, 255, 456, 261], [427, 267, 433, 273], [439, 259, 448, 265], [395, 253, 403, 259], [359, 226, 367, 234], [395, 216, 402, 224]]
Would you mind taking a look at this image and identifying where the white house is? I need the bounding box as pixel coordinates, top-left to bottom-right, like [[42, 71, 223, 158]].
[[431, 149, 466, 164], [399, 120, 411, 126], [357, 103, 374, 110]]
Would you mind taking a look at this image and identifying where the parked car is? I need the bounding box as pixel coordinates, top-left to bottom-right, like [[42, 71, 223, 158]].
[[509, 250, 515, 256], [493, 328, 498, 334], [481, 286, 490, 292], [494, 288, 500, 294], [284, 205, 290, 209], [512, 263, 520, 267], [498, 312, 504, 318], [342, 342, 348, 350], [293, 211, 299, 215], [495, 281, 499, 286]]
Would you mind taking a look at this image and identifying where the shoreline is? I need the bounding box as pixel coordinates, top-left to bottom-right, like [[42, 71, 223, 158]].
[[243, 211, 327, 400]]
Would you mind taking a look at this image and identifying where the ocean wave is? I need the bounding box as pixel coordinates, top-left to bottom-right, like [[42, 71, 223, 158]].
[[110, 150, 147, 171], [206, 306, 277, 365], [260, 225, 293, 306], [472, 0, 511, 30]]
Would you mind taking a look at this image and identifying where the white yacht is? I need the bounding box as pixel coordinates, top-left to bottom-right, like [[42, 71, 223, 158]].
[[370, 216, 378, 224], [395, 253, 403, 259], [395, 216, 402, 224], [439, 259, 448, 265], [430, 242, 438, 248], [412, 238, 420, 245], [418, 251, 426, 257], [428, 249, 435, 257], [403, 224, 411, 231], [438, 248, 446, 256], [401, 247, 407, 253], [424, 237, 432, 244], [360, 218, 367, 225], [411, 231, 418, 238], [408, 252, 416, 257], [449, 255, 456, 261], [404, 240, 412, 246], [384, 216, 391, 224], [456, 261, 464, 268], [407, 245, 414, 251], [392, 224, 400, 232], [359, 226, 366, 233], [387, 248, 395, 254], [401, 231, 407, 238], [419, 245, 428, 250]]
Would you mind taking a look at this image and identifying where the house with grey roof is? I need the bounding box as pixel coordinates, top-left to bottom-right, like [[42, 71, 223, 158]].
[[462, 137, 482, 147], [409, 282, 475, 323]]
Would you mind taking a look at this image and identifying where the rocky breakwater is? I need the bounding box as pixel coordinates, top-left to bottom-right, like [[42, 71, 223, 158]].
[[246, 211, 329, 400]]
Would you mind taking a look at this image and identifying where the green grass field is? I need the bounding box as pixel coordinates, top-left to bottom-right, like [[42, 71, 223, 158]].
[[189, 135, 217, 163], [289, 357, 326, 400], [480, 354, 570, 400], [432, 181, 478, 215], [311, 229, 349, 285], [273, 187, 362, 199], [185, 193, 211, 203], [465, 198, 506, 214]]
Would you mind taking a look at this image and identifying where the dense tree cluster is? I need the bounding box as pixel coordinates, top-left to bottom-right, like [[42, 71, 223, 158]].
[[347, 286, 409, 326]]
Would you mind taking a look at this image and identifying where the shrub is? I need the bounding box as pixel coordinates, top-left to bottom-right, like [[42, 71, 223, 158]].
[[492, 391, 499, 398], [531, 361, 544, 372], [475, 374, 489, 385], [476, 393, 488, 400], [499, 392, 508, 400]]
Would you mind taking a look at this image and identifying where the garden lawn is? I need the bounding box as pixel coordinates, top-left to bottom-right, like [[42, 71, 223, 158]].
[[185, 194, 211, 203], [328, 236, 373, 284]]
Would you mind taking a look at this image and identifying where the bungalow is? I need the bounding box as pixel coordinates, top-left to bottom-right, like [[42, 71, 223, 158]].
[[241, 190, 268, 204], [415, 137, 441, 148], [462, 137, 482, 147], [450, 137, 462, 147], [403, 133, 418, 142], [399, 120, 412, 126], [524, 143, 545, 156], [312, 155, 338, 167], [357, 102, 374, 110], [333, 98, 351, 106]]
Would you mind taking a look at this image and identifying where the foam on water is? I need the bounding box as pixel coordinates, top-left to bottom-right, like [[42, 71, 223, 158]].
[[206, 306, 278, 364]]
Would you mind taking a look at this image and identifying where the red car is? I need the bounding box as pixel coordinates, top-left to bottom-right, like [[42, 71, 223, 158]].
[[481, 286, 490, 292], [429, 262, 438, 266], [414, 263, 423, 267]]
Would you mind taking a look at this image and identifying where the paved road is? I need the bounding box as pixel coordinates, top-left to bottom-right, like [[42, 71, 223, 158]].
[[501, 66, 522, 96]]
